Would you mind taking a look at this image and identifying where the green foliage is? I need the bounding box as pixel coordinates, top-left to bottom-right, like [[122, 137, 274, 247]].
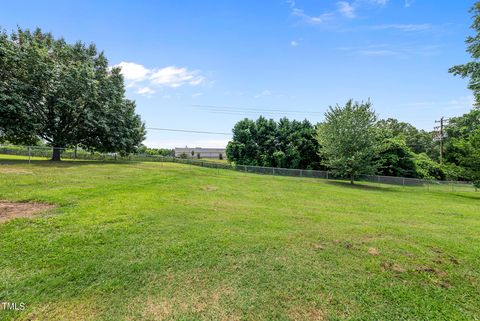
[[444, 109, 480, 181], [0, 27, 145, 160], [226, 117, 322, 169], [376, 118, 438, 160], [413, 153, 446, 180], [449, 2, 480, 107], [376, 138, 417, 178], [138, 146, 175, 157], [441, 163, 469, 181], [316, 100, 378, 183], [447, 2, 480, 182], [474, 180, 480, 189]]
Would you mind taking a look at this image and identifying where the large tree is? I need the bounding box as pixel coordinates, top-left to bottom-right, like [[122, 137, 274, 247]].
[[316, 100, 378, 184], [0, 28, 145, 160], [449, 2, 480, 107], [448, 2, 480, 184]]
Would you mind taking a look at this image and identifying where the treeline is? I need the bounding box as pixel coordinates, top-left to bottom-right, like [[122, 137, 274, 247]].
[[137, 145, 175, 157], [444, 108, 480, 181], [226, 118, 321, 169], [224, 110, 441, 177]]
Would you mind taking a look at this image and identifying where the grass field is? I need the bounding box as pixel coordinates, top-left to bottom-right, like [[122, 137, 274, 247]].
[[0, 155, 479, 320]]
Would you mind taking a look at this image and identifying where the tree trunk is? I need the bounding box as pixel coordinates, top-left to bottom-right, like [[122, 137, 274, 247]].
[[350, 173, 354, 185], [51, 147, 61, 161]]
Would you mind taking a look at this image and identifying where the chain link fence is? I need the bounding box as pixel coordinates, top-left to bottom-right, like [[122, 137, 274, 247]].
[[0, 144, 476, 192]]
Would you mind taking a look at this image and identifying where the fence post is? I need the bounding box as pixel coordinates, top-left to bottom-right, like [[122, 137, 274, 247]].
[[74, 145, 77, 160], [300, 169, 303, 177], [28, 146, 31, 164], [402, 177, 405, 186], [272, 167, 275, 176], [326, 171, 329, 180]]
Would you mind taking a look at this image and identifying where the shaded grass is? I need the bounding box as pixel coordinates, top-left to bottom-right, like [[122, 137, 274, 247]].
[[0, 155, 479, 320]]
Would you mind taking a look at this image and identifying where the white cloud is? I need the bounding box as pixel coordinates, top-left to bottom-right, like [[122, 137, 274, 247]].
[[337, 1, 356, 18], [136, 86, 155, 96], [358, 49, 396, 56], [339, 43, 441, 58], [288, 0, 390, 26], [401, 95, 474, 112], [113, 61, 206, 96], [150, 66, 205, 88], [371, 24, 431, 32], [448, 95, 474, 110], [115, 62, 150, 81], [291, 7, 334, 25], [192, 92, 204, 98], [404, 0, 414, 8], [290, 40, 299, 47]]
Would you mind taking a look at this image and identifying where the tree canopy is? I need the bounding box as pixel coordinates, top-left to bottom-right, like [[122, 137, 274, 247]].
[[226, 116, 322, 169], [316, 100, 378, 184], [449, 2, 480, 107], [0, 27, 145, 160], [447, 2, 480, 184], [376, 118, 438, 160]]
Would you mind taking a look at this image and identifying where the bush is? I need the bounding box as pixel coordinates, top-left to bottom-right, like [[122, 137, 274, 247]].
[[473, 180, 480, 190], [414, 153, 446, 180], [441, 163, 470, 181]]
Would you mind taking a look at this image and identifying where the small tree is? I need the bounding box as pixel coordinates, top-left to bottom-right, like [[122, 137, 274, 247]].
[[316, 100, 378, 184]]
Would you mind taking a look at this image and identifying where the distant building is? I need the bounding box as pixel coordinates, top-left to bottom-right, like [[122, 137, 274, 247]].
[[174, 147, 226, 159]]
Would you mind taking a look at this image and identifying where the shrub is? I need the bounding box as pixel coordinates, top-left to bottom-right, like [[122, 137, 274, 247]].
[[414, 153, 446, 180]]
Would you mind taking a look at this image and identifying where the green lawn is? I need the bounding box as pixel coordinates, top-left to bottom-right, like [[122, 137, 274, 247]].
[[0, 155, 479, 321]]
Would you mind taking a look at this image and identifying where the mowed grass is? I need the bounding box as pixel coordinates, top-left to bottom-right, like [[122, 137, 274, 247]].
[[0, 155, 479, 321]]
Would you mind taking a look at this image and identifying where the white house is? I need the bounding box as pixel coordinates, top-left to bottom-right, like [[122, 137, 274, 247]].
[[174, 147, 226, 159]]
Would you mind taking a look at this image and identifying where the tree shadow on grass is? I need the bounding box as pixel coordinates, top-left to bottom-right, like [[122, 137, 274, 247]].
[[325, 180, 395, 192], [451, 193, 480, 201]]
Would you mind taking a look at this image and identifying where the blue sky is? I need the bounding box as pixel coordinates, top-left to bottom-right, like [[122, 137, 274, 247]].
[[1, 0, 476, 147]]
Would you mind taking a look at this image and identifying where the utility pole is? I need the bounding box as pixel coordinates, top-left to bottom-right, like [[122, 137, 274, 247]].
[[434, 117, 449, 164]]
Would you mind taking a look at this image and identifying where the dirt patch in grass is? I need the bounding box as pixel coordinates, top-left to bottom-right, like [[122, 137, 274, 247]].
[[202, 185, 218, 192], [289, 306, 326, 321], [381, 262, 406, 273], [24, 300, 98, 321], [139, 286, 240, 321], [0, 201, 55, 223], [368, 247, 380, 256]]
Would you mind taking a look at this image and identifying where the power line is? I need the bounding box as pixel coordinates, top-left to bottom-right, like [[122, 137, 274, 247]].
[[192, 104, 324, 116], [147, 127, 231, 136]]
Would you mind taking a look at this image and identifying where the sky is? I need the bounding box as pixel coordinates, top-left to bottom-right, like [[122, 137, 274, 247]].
[[1, 0, 476, 148]]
